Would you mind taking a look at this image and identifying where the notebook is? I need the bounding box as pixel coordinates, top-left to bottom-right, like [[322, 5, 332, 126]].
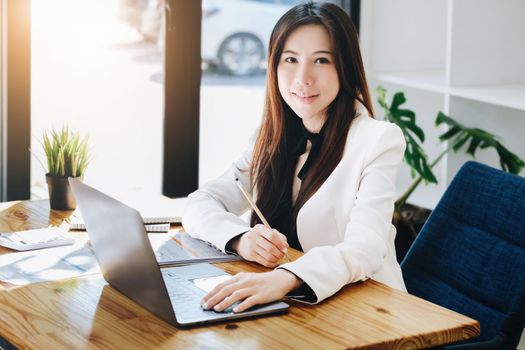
[[71, 220, 170, 233], [69, 194, 187, 230]]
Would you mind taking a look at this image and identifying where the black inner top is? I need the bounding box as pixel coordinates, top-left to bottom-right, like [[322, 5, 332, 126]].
[[270, 121, 326, 252]]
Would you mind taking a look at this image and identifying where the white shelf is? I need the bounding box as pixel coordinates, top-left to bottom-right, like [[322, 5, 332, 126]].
[[376, 70, 446, 94], [376, 74, 525, 111], [363, 0, 525, 210], [371, 0, 447, 73], [450, 84, 525, 111], [449, 0, 525, 86]]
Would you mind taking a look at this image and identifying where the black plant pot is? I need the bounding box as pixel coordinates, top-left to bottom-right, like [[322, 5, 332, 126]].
[[393, 203, 432, 263], [46, 174, 82, 211]]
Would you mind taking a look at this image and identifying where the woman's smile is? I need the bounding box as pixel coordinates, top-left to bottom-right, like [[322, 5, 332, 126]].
[[291, 91, 320, 104]]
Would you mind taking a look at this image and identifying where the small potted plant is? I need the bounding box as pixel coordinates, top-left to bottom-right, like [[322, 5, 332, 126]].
[[37, 125, 90, 210]]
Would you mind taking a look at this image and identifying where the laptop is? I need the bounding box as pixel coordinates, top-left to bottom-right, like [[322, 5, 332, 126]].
[[69, 178, 289, 327]]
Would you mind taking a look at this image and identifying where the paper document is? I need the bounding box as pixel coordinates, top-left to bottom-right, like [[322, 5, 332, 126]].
[[0, 238, 100, 287], [0, 231, 241, 287], [0, 227, 75, 251], [150, 232, 243, 266]]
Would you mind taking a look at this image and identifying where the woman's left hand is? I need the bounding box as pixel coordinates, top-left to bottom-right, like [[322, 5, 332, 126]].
[[201, 269, 302, 313]]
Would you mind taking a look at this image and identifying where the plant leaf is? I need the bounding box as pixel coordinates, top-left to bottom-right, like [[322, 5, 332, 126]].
[[376, 86, 437, 183], [38, 124, 91, 177], [436, 113, 525, 175]]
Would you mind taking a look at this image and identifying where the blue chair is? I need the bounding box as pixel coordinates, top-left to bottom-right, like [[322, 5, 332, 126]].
[[401, 161, 525, 349], [0, 336, 18, 350]]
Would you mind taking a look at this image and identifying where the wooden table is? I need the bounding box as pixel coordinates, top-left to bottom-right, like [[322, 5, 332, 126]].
[[0, 200, 480, 349]]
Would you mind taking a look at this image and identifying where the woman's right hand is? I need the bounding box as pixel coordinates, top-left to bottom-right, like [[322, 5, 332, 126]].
[[232, 224, 289, 268]]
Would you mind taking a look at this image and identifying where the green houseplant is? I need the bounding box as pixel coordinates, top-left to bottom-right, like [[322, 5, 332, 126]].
[[35, 125, 91, 210], [377, 86, 525, 260]]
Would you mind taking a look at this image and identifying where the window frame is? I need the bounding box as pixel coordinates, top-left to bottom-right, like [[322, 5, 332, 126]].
[[162, 0, 202, 198], [1, 0, 31, 201]]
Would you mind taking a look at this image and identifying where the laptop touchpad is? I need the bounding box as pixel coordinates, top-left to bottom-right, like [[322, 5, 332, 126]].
[[192, 275, 232, 293], [192, 275, 240, 313]]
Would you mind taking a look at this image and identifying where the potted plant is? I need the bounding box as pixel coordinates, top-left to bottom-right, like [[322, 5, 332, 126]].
[[35, 125, 91, 210], [377, 86, 525, 261]]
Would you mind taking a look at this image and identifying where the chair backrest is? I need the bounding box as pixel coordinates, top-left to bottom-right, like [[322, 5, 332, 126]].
[[401, 161, 525, 344]]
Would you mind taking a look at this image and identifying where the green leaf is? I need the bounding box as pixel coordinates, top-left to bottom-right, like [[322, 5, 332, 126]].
[[391, 92, 406, 111], [377, 86, 388, 109], [438, 125, 461, 141], [452, 132, 470, 152], [376, 86, 437, 183], [465, 136, 483, 156], [39, 124, 91, 177], [436, 113, 525, 175]]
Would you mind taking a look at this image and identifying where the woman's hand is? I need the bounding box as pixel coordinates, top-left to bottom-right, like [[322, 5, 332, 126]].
[[232, 224, 289, 268], [201, 269, 302, 313]]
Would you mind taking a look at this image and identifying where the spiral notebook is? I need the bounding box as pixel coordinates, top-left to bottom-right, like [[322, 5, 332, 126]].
[[70, 195, 187, 232]]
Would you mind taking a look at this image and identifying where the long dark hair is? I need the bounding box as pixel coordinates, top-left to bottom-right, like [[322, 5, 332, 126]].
[[250, 2, 373, 232]]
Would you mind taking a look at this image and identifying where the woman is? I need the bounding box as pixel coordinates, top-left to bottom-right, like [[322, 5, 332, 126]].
[[182, 2, 406, 313]]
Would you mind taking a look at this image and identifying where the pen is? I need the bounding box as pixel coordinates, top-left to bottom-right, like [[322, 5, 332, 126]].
[[234, 177, 291, 262]]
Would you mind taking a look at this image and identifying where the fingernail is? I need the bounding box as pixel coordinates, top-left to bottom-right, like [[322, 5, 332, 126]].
[[233, 307, 239, 313], [202, 303, 209, 309], [214, 305, 221, 311]]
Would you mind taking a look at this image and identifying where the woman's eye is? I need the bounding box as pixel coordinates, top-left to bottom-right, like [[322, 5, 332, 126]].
[[284, 57, 297, 63], [315, 57, 330, 64]]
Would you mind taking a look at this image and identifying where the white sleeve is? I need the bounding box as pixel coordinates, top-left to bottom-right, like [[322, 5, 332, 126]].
[[279, 123, 406, 303], [181, 132, 257, 252]]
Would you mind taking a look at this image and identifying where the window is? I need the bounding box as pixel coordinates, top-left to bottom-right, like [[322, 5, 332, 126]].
[[30, 0, 165, 198]]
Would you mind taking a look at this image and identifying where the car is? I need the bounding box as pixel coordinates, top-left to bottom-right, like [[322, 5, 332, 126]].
[[204, 0, 342, 75], [201, 0, 300, 76], [122, 0, 304, 76]]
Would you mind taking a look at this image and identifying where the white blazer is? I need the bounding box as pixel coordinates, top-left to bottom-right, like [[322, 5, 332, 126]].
[[182, 103, 407, 303]]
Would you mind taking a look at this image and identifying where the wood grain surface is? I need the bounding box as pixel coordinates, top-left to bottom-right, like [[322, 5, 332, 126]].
[[0, 200, 480, 349]]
